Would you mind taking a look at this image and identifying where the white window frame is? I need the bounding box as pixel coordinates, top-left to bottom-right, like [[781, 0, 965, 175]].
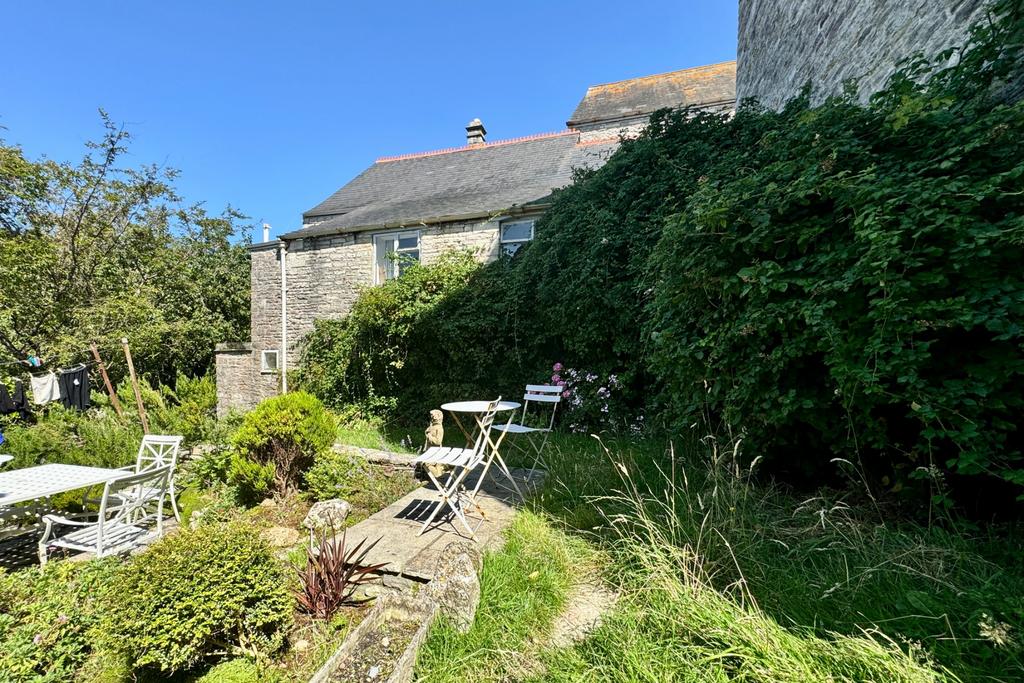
[[260, 349, 280, 374], [373, 230, 421, 284], [499, 219, 534, 257]]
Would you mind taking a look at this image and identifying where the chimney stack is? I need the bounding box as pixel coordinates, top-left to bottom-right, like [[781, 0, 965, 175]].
[[466, 118, 486, 146], [262, 223, 271, 242]]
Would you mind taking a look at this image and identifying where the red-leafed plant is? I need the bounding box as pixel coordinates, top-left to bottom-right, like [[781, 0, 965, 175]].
[[295, 527, 387, 620]]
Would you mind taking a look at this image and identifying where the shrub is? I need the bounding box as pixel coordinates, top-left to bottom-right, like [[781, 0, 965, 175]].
[[196, 657, 274, 682], [0, 560, 120, 681], [228, 452, 276, 504], [303, 449, 364, 501], [231, 392, 335, 497], [297, 250, 483, 417], [100, 521, 293, 672]]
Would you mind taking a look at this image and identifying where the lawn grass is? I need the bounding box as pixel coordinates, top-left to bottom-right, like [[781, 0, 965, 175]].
[[335, 415, 417, 454], [443, 430, 1024, 682], [415, 511, 596, 682]]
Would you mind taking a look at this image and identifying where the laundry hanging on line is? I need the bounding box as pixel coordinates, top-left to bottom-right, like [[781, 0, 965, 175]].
[[30, 371, 62, 405], [0, 379, 30, 419], [58, 364, 90, 411]]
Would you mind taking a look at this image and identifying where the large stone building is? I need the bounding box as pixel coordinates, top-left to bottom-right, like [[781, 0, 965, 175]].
[[215, 62, 737, 414]]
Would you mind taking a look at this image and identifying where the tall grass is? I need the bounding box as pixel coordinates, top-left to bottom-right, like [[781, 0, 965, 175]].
[[506, 432, 1022, 681]]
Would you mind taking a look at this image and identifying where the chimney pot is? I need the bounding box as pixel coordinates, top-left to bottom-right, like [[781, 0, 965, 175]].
[[466, 118, 486, 146], [262, 223, 271, 242]]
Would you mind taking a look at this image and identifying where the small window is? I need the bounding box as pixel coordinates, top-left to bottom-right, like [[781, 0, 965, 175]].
[[373, 231, 420, 283], [261, 350, 279, 373], [500, 220, 534, 257]]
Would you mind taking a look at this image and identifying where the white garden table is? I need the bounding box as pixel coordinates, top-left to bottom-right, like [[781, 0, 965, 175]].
[[0, 464, 131, 549], [441, 400, 523, 500], [0, 464, 128, 506]]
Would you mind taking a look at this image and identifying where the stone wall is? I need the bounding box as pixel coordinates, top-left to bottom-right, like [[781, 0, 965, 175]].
[[214, 343, 279, 416], [736, 0, 991, 110]]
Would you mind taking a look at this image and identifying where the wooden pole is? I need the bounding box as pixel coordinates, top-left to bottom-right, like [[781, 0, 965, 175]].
[[90, 342, 123, 417], [121, 337, 149, 434]]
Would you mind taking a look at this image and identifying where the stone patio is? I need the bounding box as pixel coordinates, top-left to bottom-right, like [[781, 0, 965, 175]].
[[345, 466, 545, 584]]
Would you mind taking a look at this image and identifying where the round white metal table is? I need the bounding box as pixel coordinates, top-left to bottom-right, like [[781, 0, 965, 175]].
[[440, 400, 523, 500]]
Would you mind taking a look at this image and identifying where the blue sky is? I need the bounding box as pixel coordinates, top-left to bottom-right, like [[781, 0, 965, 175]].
[[2, 1, 737, 240]]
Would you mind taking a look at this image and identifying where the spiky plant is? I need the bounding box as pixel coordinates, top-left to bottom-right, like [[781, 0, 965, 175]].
[[295, 527, 387, 620]]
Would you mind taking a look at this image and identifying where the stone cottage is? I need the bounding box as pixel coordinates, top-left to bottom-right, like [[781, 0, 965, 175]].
[[215, 61, 737, 414]]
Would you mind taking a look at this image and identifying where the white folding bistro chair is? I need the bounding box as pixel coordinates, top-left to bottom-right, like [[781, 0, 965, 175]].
[[39, 465, 172, 565], [412, 398, 504, 540], [491, 385, 562, 472], [89, 435, 183, 523]]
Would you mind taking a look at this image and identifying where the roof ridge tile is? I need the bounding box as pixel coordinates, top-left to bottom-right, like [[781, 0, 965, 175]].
[[375, 129, 579, 163]]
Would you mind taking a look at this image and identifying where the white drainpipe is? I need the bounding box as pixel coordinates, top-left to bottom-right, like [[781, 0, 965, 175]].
[[279, 238, 288, 394]]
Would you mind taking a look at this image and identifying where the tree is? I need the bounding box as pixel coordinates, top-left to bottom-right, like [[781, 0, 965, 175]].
[[0, 112, 251, 384]]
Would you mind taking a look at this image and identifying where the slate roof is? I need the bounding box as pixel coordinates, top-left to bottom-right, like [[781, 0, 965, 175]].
[[284, 132, 616, 240], [567, 61, 737, 127]]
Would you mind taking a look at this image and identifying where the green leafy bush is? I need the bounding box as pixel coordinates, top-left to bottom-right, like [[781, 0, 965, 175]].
[[0, 560, 119, 681], [230, 392, 335, 497], [228, 452, 276, 504], [646, 7, 1024, 498], [195, 657, 274, 682], [99, 521, 293, 672], [303, 449, 365, 501]]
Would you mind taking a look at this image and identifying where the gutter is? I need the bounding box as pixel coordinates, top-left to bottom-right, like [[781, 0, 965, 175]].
[[282, 203, 552, 242], [279, 240, 288, 394]]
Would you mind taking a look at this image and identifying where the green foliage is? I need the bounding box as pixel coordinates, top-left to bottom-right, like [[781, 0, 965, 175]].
[[230, 392, 336, 497], [646, 4, 1024, 497], [516, 432, 1024, 681], [99, 521, 293, 673], [228, 452, 276, 504], [0, 112, 250, 385], [195, 657, 273, 683], [416, 511, 587, 683], [302, 449, 363, 501], [0, 560, 120, 682], [0, 405, 140, 471]]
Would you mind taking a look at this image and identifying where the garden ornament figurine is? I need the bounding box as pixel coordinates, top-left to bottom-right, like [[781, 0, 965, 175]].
[[424, 409, 446, 478]]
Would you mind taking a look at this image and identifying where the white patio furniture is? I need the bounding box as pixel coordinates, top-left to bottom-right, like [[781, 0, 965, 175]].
[[38, 465, 171, 566], [413, 398, 509, 539], [86, 434, 184, 522], [491, 384, 562, 471], [0, 463, 133, 544], [441, 399, 523, 500]]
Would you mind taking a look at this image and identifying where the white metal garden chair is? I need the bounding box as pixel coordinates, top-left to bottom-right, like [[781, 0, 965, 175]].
[[411, 398, 507, 540], [87, 435, 183, 522], [38, 465, 172, 565], [490, 384, 561, 472]]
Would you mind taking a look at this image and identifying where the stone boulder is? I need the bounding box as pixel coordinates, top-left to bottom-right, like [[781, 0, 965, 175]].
[[423, 540, 482, 633], [302, 499, 353, 542], [260, 526, 301, 548]]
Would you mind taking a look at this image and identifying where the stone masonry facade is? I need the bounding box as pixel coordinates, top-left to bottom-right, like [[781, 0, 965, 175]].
[[215, 217, 507, 415], [736, 0, 991, 109]]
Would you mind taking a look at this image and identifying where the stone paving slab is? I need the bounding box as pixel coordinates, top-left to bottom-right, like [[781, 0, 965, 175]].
[[344, 467, 545, 583]]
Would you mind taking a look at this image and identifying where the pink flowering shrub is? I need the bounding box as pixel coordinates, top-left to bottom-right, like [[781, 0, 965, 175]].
[[551, 363, 638, 433]]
